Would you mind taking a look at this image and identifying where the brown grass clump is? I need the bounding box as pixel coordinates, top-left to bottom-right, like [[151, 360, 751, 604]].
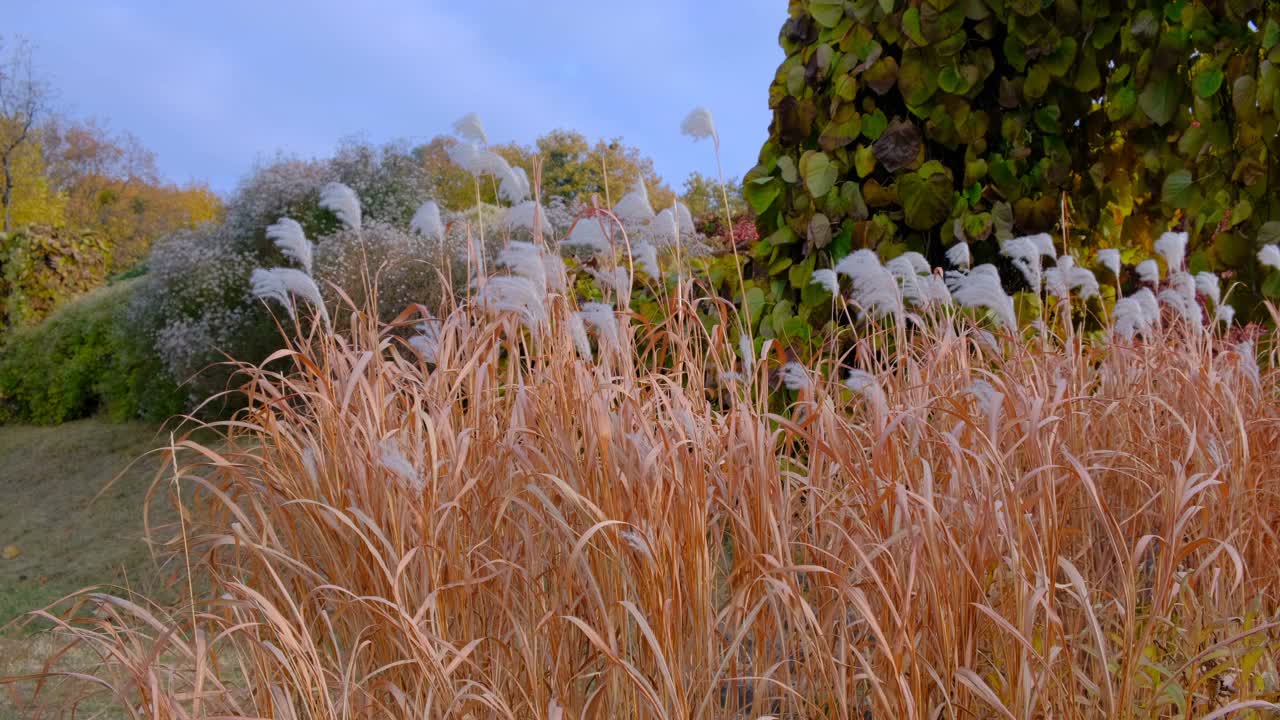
[[5, 287, 1280, 719]]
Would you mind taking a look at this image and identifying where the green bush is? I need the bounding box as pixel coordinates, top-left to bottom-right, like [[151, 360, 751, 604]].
[[0, 279, 184, 425], [745, 0, 1280, 338], [1, 225, 112, 333]]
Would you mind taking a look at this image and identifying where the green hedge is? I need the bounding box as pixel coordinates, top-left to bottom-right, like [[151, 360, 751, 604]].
[[742, 0, 1280, 340], [0, 279, 184, 425]]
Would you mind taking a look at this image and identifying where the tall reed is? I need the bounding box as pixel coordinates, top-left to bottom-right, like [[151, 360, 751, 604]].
[[6, 281, 1280, 719]]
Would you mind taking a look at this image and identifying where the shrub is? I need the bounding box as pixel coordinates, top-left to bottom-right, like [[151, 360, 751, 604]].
[[747, 0, 1280, 337], [0, 225, 110, 332], [0, 278, 183, 424]]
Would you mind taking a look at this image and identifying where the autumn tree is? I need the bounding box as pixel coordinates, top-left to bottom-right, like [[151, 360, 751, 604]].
[[681, 171, 745, 221], [414, 130, 675, 213], [0, 36, 52, 233]]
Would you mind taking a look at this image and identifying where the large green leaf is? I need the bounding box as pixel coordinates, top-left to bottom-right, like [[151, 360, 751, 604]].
[[1194, 68, 1224, 99], [799, 151, 838, 198], [1161, 170, 1195, 209], [809, 0, 845, 28], [1139, 76, 1182, 125], [744, 176, 783, 215], [898, 168, 954, 230]]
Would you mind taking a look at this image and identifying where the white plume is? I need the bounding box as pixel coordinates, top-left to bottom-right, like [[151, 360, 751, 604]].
[[1154, 231, 1188, 271], [1000, 236, 1045, 291], [588, 266, 632, 296], [778, 362, 811, 391], [499, 166, 530, 204], [614, 182, 655, 223], [1028, 233, 1056, 258], [565, 217, 611, 254], [946, 242, 972, 269], [1044, 255, 1100, 301], [966, 379, 1004, 427], [1216, 304, 1236, 325], [946, 264, 1017, 330], [845, 370, 888, 416], [568, 313, 593, 361], [408, 318, 442, 365], [251, 267, 330, 326], [1159, 271, 1202, 330], [476, 276, 547, 332], [496, 241, 548, 294], [266, 218, 313, 275], [543, 253, 567, 293], [447, 142, 512, 179], [1096, 248, 1122, 278], [632, 241, 660, 278], [452, 112, 488, 145], [810, 269, 839, 294], [886, 252, 948, 308], [410, 201, 445, 241], [1258, 244, 1280, 270], [1113, 287, 1160, 341], [1136, 259, 1160, 285], [1194, 272, 1221, 306], [319, 182, 361, 231], [380, 437, 423, 494], [501, 201, 547, 233], [834, 249, 903, 319], [578, 302, 620, 351], [681, 107, 719, 144]]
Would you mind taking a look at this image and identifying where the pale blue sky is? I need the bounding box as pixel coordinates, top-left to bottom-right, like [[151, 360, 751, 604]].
[[12, 1, 784, 194]]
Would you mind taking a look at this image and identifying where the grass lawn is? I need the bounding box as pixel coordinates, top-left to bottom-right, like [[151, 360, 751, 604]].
[[0, 417, 176, 631]]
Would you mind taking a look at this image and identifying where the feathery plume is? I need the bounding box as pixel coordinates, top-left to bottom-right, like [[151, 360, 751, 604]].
[[379, 437, 423, 494], [251, 267, 330, 326], [886, 252, 948, 308], [946, 242, 972, 269], [1160, 271, 1202, 329], [740, 335, 755, 375], [1216, 304, 1236, 325], [778, 362, 812, 391], [496, 241, 548, 294], [1096, 248, 1122, 278], [1044, 255, 1100, 301], [810, 269, 839, 294], [834, 249, 903, 319], [1258, 244, 1280, 270], [966, 379, 1004, 427], [501, 201, 546, 233], [845, 369, 889, 417], [681, 107, 719, 145], [499, 166, 530, 204], [266, 218, 313, 275], [1194, 272, 1221, 306], [587, 266, 632, 296], [1000, 236, 1045, 291], [565, 217, 611, 254], [1027, 233, 1056, 258], [568, 313, 592, 361], [452, 112, 488, 145], [1154, 231, 1188, 271], [632, 241, 660, 278], [542, 253, 567, 293], [408, 318, 442, 365], [947, 264, 1017, 329], [1136, 259, 1160, 285], [475, 276, 547, 332], [614, 182, 655, 223], [1113, 287, 1160, 341], [578, 302, 620, 350], [319, 182, 361, 231], [410, 201, 445, 241]]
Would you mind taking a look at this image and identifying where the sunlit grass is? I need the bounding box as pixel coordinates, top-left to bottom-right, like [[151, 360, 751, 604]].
[[5, 269, 1278, 718]]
